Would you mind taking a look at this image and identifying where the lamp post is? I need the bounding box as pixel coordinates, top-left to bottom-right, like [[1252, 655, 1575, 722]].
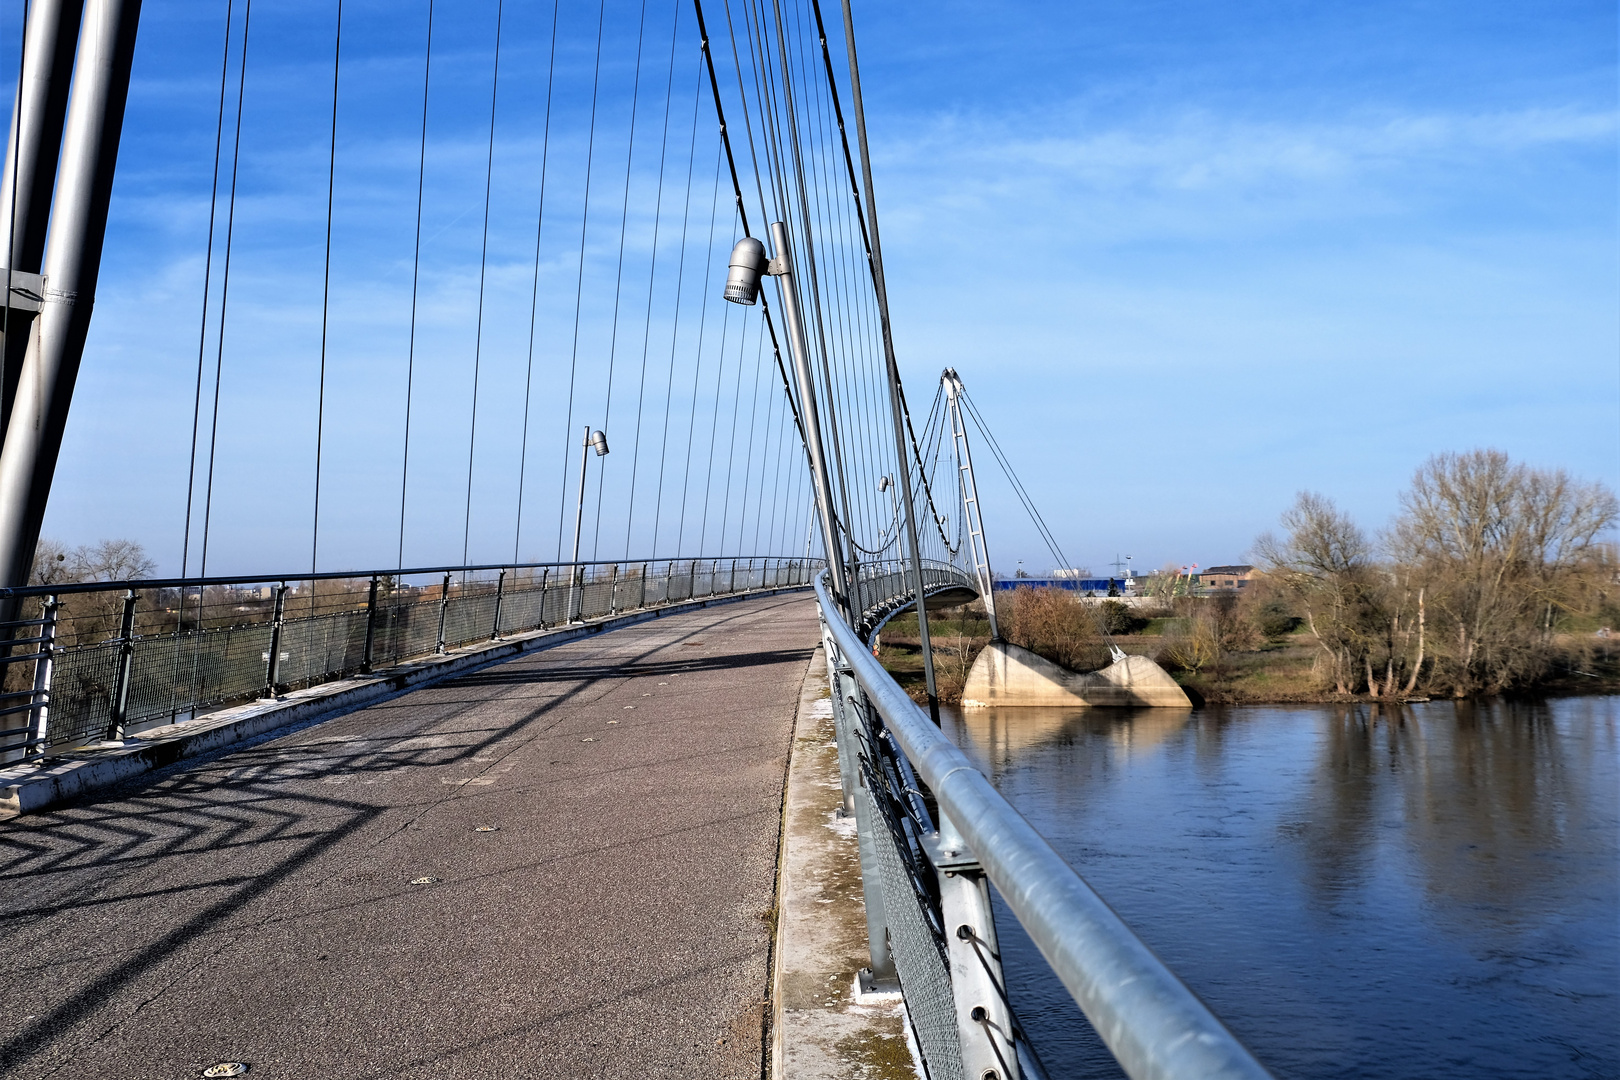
[[723, 224, 851, 618], [878, 475, 900, 556], [569, 427, 608, 622]]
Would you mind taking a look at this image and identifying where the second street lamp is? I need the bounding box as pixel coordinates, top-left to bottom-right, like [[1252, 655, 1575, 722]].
[[569, 427, 608, 622]]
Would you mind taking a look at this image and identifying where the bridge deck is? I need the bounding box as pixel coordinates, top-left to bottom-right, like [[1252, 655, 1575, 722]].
[[0, 593, 818, 1079]]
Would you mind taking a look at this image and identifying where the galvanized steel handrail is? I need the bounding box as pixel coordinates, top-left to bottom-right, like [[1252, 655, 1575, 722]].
[[0, 554, 799, 600], [814, 569, 1273, 1080]]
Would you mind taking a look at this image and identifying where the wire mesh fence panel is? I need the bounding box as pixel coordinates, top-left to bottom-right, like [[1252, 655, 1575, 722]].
[[497, 583, 547, 634], [443, 591, 499, 650], [611, 573, 645, 613], [577, 578, 614, 620], [42, 641, 119, 747], [126, 634, 214, 728], [278, 608, 369, 686], [645, 570, 670, 606], [865, 774, 963, 1080], [371, 597, 442, 667], [667, 570, 691, 603], [7, 558, 817, 758], [542, 582, 571, 626]]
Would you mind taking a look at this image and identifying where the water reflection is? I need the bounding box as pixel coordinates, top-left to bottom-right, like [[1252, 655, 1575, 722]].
[[941, 698, 1620, 1079], [952, 705, 1193, 771]]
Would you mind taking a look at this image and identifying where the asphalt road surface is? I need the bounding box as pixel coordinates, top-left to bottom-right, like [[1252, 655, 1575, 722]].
[[0, 592, 819, 1080]]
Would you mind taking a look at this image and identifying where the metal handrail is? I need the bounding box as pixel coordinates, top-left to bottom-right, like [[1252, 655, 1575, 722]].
[[0, 554, 802, 600], [813, 569, 1272, 1080]]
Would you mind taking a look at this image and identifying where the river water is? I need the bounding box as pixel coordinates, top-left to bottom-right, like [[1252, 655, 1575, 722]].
[[939, 697, 1619, 1079]]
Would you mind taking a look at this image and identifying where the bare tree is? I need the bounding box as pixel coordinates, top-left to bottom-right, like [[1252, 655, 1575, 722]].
[[1391, 450, 1618, 694], [1256, 492, 1390, 694]]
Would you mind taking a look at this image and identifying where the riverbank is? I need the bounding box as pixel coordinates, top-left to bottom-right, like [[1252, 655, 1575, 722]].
[[874, 611, 1620, 705]]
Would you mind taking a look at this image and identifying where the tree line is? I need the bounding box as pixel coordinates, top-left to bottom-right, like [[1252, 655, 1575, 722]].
[[1253, 449, 1616, 697]]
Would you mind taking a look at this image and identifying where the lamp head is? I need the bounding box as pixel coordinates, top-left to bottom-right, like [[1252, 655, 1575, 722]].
[[723, 236, 768, 305], [878, 475, 891, 492], [590, 430, 609, 456]]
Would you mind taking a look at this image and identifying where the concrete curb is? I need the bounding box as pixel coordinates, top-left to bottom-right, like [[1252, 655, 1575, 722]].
[[0, 585, 810, 819], [770, 645, 920, 1079]]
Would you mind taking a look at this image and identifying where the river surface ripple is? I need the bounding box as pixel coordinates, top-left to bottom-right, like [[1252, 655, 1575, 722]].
[[941, 697, 1619, 1079]]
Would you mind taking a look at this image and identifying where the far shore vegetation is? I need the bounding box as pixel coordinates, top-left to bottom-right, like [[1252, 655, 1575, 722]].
[[878, 450, 1619, 705]]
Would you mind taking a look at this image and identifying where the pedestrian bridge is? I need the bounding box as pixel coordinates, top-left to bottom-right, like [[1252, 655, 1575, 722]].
[[0, 2, 1270, 1077]]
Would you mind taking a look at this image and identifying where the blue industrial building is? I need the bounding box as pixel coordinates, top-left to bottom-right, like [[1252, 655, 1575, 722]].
[[991, 577, 1123, 594]]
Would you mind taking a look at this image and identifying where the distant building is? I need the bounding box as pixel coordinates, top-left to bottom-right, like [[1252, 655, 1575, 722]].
[[1200, 565, 1258, 592], [992, 577, 1122, 595]]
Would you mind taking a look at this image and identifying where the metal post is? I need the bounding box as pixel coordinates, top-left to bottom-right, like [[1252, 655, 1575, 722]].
[[491, 568, 506, 639], [837, 0, 941, 716], [105, 588, 135, 740], [537, 567, 550, 628], [768, 220, 852, 616], [26, 594, 57, 756], [435, 571, 451, 652], [0, 0, 143, 600], [818, 616, 898, 988], [361, 575, 379, 672], [0, 0, 85, 443], [944, 370, 1001, 641], [931, 810, 1022, 1080], [263, 583, 287, 698], [568, 426, 590, 622], [639, 561, 648, 609]]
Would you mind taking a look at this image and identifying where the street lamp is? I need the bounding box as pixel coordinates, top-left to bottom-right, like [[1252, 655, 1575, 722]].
[[724, 224, 851, 615], [569, 426, 608, 622], [878, 475, 900, 557]]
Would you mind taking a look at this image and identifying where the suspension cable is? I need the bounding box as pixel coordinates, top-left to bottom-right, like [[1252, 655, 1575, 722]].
[[512, 0, 559, 566]]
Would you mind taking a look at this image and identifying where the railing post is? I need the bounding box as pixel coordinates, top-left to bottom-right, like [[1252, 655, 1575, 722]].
[[362, 575, 379, 672], [608, 563, 619, 615], [538, 567, 550, 628], [26, 595, 57, 756], [435, 571, 451, 652], [818, 613, 899, 992], [729, 558, 737, 594], [492, 568, 506, 640], [639, 561, 648, 609], [263, 583, 288, 698], [105, 588, 136, 741], [931, 811, 1022, 1080]]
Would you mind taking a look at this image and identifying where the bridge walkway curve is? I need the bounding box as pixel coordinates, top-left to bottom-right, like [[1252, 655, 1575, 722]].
[[0, 592, 820, 1079]]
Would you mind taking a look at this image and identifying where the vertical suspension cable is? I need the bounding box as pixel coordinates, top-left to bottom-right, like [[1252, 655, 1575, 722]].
[[555, 0, 608, 562], [591, 0, 650, 562], [697, 218, 739, 552], [676, 140, 725, 555], [462, 0, 505, 568], [181, 0, 236, 583], [398, 0, 433, 570], [198, 0, 255, 578], [310, 0, 344, 587], [622, 1, 681, 560], [649, 55, 707, 554], [512, 0, 560, 565], [715, 302, 753, 550]]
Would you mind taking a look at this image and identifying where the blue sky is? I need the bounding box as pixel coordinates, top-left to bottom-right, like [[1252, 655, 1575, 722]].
[[15, 0, 1617, 577]]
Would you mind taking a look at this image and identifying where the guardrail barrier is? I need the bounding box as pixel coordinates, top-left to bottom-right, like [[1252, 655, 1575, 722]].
[[816, 567, 1273, 1080], [0, 556, 813, 762]]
